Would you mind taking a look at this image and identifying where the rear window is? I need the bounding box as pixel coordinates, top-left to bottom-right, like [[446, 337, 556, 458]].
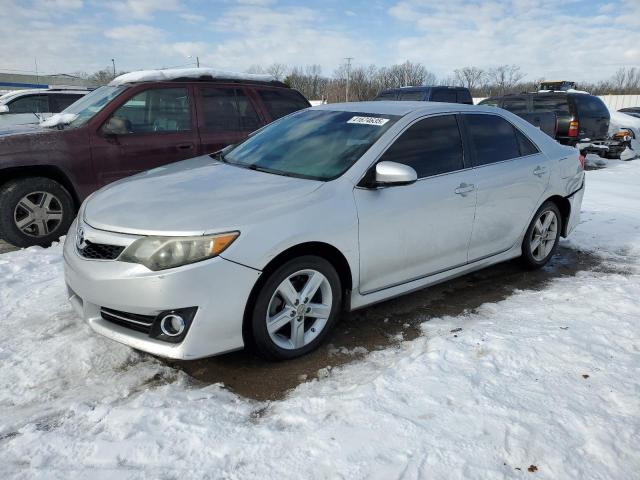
[[258, 89, 310, 120], [431, 90, 457, 103], [572, 94, 609, 117], [457, 90, 473, 104], [501, 97, 528, 113], [533, 96, 570, 115], [398, 91, 425, 101]]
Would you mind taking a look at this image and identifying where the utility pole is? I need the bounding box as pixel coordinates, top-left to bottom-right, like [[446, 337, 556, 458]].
[[196, 56, 200, 68], [345, 57, 353, 102], [111, 58, 116, 77]]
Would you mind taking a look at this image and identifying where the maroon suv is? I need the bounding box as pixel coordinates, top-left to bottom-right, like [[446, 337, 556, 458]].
[[0, 71, 310, 247]]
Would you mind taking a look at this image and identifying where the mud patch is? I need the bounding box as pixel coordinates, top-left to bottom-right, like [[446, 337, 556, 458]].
[[164, 247, 615, 401]]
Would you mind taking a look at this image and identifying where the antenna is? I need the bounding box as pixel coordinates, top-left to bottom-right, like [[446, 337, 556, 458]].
[[345, 57, 353, 102]]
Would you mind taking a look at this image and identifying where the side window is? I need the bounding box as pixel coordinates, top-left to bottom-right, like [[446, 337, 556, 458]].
[[50, 94, 84, 113], [515, 129, 539, 156], [532, 96, 570, 115], [200, 88, 260, 133], [258, 89, 310, 120], [574, 94, 609, 117], [398, 91, 425, 101], [375, 91, 397, 101], [8, 95, 49, 113], [108, 88, 191, 134], [430, 90, 457, 103], [456, 90, 473, 104], [465, 114, 521, 166], [379, 115, 464, 178], [501, 97, 528, 113]]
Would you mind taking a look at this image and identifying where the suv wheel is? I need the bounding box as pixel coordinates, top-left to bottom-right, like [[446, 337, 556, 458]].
[[250, 256, 342, 360], [0, 177, 75, 248], [521, 201, 562, 269]]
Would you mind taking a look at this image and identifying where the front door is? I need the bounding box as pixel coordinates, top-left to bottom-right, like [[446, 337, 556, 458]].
[[462, 113, 550, 261], [90, 86, 199, 186], [354, 114, 476, 294]]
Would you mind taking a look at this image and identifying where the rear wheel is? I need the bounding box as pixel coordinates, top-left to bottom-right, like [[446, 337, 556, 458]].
[[250, 256, 342, 360], [0, 177, 75, 248], [521, 201, 561, 269]]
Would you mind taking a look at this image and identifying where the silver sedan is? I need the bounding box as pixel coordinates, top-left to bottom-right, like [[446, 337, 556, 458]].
[[64, 102, 585, 360]]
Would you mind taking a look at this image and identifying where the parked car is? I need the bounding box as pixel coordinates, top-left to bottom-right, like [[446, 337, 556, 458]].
[[0, 68, 310, 248], [0, 87, 89, 128], [619, 107, 640, 119], [64, 102, 585, 361], [374, 86, 473, 104], [479, 91, 610, 146]]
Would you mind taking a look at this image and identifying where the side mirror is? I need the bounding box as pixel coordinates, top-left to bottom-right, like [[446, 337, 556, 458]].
[[101, 116, 129, 136], [0, 105, 9, 114], [374, 161, 417, 186]]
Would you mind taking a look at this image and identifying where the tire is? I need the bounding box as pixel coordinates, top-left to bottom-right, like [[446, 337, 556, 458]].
[[521, 201, 562, 269], [0, 177, 75, 248], [250, 255, 342, 360]]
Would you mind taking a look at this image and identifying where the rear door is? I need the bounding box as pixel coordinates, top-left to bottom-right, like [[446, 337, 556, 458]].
[[572, 94, 610, 140], [90, 85, 199, 186], [196, 85, 264, 154], [463, 113, 550, 261], [354, 114, 476, 293]]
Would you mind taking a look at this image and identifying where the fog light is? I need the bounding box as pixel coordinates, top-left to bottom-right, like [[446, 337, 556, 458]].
[[160, 314, 185, 337]]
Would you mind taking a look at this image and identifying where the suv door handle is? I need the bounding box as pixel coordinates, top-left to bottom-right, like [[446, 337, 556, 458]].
[[454, 183, 475, 196], [177, 143, 194, 150], [533, 166, 547, 177]]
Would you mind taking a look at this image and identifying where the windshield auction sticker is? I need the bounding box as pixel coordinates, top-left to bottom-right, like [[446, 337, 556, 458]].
[[347, 116, 390, 126]]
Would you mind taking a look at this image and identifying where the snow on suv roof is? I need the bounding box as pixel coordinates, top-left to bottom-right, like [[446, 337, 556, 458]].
[[109, 68, 276, 86]]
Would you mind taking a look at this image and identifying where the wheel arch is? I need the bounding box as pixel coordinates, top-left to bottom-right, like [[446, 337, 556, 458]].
[[543, 194, 571, 237], [0, 166, 80, 209], [241, 241, 354, 349]]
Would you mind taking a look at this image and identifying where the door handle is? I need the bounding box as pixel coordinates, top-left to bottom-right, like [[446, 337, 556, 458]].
[[176, 143, 194, 150], [454, 183, 475, 196], [533, 166, 547, 177]]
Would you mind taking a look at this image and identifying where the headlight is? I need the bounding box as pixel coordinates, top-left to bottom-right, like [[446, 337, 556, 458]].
[[120, 232, 239, 271]]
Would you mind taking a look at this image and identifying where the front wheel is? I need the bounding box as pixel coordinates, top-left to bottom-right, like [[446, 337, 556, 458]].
[[0, 177, 75, 248], [521, 201, 562, 269], [250, 256, 342, 360]]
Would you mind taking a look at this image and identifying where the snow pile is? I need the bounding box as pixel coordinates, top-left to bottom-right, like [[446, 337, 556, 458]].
[[2, 163, 640, 478], [110, 68, 276, 86], [584, 153, 607, 168], [39, 113, 78, 128]]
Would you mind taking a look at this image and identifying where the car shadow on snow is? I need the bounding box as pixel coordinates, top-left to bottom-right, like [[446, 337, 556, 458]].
[[161, 246, 617, 401]]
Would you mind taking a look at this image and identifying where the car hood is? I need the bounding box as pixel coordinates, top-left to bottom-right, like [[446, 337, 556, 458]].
[[84, 155, 325, 236], [0, 123, 43, 137]]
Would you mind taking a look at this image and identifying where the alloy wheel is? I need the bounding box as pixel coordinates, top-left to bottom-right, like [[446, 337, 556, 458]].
[[530, 210, 558, 261], [266, 269, 333, 350]]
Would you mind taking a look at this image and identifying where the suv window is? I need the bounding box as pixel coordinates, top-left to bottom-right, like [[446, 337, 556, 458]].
[[375, 91, 397, 101], [501, 97, 528, 113], [258, 89, 309, 120], [8, 94, 49, 113], [572, 94, 608, 117], [532, 96, 570, 115], [457, 90, 473, 104], [379, 114, 464, 178], [431, 90, 457, 103], [399, 91, 424, 101], [50, 94, 84, 113], [201, 87, 261, 132], [465, 114, 521, 165], [109, 88, 191, 134]]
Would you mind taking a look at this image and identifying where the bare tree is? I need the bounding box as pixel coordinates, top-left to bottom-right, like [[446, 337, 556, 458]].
[[454, 66, 485, 90], [486, 65, 525, 95]]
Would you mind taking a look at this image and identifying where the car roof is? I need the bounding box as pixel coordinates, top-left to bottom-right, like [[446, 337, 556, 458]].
[[312, 101, 489, 116], [381, 85, 464, 93], [0, 88, 88, 103]]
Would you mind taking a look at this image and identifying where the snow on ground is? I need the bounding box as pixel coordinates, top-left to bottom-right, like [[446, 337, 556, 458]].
[[1, 162, 640, 479]]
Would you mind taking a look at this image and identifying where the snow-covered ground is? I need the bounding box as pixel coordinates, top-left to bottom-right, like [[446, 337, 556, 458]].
[[1, 161, 640, 479]]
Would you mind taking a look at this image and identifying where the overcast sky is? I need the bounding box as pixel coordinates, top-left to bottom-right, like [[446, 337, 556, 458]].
[[1, 0, 639, 82]]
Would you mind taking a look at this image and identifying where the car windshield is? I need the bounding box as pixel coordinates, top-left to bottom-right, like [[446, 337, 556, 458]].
[[63, 85, 126, 128], [221, 109, 399, 181]]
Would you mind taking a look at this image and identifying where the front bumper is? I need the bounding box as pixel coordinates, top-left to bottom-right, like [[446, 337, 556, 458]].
[[63, 222, 261, 360]]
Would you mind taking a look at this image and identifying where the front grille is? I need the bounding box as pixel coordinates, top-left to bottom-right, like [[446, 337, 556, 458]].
[[100, 307, 155, 334], [78, 241, 125, 260]]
